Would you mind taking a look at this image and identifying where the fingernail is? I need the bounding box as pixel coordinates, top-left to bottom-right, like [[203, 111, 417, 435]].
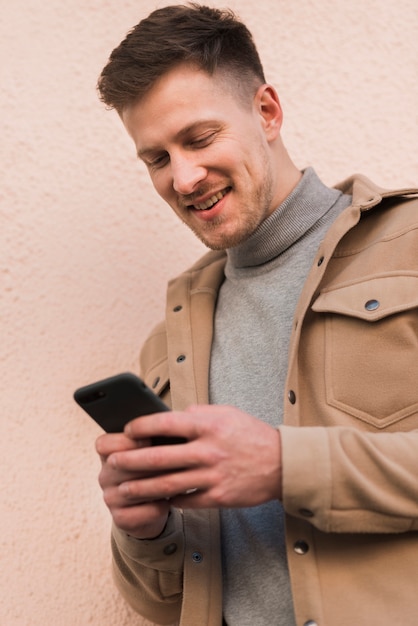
[[119, 483, 129, 495]]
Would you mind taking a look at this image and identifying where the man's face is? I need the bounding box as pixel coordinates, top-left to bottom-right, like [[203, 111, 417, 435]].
[[121, 64, 283, 250]]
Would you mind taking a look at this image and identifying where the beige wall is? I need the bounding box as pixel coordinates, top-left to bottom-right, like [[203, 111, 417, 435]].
[[1, 0, 417, 624]]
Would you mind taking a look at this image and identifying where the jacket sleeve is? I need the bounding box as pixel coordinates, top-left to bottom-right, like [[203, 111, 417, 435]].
[[109, 320, 184, 623], [111, 507, 184, 625], [280, 425, 418, 533]]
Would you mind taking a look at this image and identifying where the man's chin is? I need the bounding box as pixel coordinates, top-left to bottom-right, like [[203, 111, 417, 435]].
[[192, 227, 251, 251]]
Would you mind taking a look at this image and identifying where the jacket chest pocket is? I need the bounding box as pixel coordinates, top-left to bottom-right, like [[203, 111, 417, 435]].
[[312, 273, 418, 428]]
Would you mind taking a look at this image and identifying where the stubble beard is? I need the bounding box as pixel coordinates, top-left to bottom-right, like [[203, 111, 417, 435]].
[[191, 209, 265, 250], [186, 165, 275, 251]]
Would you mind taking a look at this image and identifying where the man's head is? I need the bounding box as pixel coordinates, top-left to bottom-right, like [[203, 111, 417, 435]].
[[98, 4, 301, 250], [98, 3, 266, 114]]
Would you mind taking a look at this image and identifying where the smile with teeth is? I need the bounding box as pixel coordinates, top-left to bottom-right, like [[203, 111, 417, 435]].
[[193, 189, 229, 210]]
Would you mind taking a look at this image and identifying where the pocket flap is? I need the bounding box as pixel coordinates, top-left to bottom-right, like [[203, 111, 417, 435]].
[[312, 273, 418, 321]]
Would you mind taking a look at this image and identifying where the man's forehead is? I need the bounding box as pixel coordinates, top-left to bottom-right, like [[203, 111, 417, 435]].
[[121, 63, 254, 154], [130, 63, 243, 115]]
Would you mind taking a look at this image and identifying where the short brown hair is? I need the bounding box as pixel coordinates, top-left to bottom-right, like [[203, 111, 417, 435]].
[[97, 3, 266, 113]]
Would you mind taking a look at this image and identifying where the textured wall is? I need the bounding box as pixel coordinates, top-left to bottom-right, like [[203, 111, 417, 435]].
[[1, 0, 416, 624]]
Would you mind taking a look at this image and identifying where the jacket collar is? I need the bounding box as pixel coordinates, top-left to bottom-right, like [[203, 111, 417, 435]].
[[335, 173, 418, 212]]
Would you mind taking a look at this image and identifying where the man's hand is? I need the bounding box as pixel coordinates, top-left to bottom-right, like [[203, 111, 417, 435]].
[[96, 432, 171, 539], [102, 405, 282, 512]]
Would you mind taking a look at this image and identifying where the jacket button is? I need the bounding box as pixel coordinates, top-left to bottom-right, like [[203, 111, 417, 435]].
[[317, 256, 324, 266], [192, 551, 203, 563], [173, 305, 183, 312], [294, 540, 309, 555], [288, 390, 296, 404], [365, 299, 379, 311], [152, 377, 160, 389], [176, 355, 186, 363], [304, 621, 318, 626], [163, 543, 178, 555]]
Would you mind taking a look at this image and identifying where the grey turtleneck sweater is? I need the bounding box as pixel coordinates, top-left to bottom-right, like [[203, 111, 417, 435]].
[[209, 168, 352, 626]]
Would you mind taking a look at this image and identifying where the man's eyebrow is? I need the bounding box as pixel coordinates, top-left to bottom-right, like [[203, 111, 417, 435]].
[[137, 120, 219, 159], [176, 119, 218, 138]]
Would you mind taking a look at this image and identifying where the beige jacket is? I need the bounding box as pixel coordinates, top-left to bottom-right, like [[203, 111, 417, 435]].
[[111, 174, 418, 626]]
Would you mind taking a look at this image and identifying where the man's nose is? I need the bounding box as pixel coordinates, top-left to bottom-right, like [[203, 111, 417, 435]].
[[171, 155, 206, 195]]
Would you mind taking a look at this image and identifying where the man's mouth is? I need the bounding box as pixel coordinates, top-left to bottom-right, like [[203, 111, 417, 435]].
[[191, 188, 229, 211]]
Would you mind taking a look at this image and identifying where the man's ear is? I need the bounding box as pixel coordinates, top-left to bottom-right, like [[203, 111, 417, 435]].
[[255, 84, 283, 140]]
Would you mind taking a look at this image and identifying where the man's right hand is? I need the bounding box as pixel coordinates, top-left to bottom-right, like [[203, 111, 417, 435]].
[[95, 432, 170, 539]]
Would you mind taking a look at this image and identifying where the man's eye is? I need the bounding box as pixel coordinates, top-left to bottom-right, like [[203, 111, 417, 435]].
[[149, 154, 169, 168], [191, 132, 216, 148]]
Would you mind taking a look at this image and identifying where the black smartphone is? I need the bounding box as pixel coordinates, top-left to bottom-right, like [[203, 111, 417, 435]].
[[74, 372, 185, 445]]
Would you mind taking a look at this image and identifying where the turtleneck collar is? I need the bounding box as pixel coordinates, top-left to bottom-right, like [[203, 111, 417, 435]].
[[226, 168, 344, 269]]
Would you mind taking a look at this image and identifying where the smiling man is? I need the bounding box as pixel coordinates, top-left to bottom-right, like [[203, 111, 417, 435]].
[[95, 4, 418, 626], [121, 60, 301, 250]]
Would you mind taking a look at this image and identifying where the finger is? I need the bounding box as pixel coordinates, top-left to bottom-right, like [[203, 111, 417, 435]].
[[99, 454, 159, 490], [95, 432, 150, 461], [169, 489, 211, 509], [118, 467, 208, 502], [103, 479, 169, 506], [125, 409, 200, 442], [110, 501, 171, 538], [108, 437, 200, 475]]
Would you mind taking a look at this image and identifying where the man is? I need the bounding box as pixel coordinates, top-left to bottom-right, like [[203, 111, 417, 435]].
[[95, 4, 418, 626]]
